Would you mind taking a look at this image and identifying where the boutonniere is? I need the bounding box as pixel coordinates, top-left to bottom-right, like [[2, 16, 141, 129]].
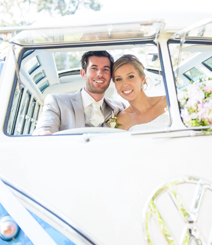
[[107, 112, 122, 128]]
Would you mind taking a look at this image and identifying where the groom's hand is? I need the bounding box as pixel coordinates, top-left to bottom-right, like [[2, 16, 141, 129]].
[[37, 130, 53, 135]]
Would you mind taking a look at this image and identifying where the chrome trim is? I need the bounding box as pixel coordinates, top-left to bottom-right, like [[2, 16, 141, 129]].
[[143, 176, 212, 244], [12, 45, 24, 91], [130, 126, 211, 136], [0, 20, 163, 34], [9, 37, 157, 48], [171, 18, 212, 40], [0, 175, 98, 245], [0, 20, 164, 47]]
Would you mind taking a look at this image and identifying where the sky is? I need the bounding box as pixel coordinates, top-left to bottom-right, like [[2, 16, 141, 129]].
[[71, 0, 212, 31], [1, 0, 211, 28], [97, 0, 211, 13]]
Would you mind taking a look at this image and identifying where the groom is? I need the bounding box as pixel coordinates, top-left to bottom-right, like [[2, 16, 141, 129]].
[[33, 51, 125, 135]]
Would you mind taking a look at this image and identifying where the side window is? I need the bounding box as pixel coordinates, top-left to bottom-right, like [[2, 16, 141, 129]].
[[29, 103, 40, 134], [15, 91, 31, 135], [183, 67, 206, 83], [202, 56, 212, 71], [25, 56, 40, 74], [7, 87, 23, 135], [23, 98, 36, 135]]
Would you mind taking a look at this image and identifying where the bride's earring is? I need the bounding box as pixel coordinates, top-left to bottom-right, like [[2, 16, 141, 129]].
[[142, 79, 147, 90]]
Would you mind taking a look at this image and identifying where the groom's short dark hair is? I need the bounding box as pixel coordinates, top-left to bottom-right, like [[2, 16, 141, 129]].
[[81, 51, 114, 73]]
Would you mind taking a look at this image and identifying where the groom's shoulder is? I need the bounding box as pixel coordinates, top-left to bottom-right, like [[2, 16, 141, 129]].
[[105, 97, 126, 109], [44, 93, 72, 103], [45, 90, 81, 103]]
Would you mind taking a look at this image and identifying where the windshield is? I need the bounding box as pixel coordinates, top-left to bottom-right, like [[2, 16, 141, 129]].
[[169, 20, 212, 128], [5, 42, 170, 136]]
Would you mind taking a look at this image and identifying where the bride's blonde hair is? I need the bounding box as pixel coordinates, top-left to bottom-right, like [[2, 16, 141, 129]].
[[112, 54, 147, 88]]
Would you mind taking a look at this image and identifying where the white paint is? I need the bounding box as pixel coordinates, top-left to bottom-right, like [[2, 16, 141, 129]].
[[0, 179, 57, 245]]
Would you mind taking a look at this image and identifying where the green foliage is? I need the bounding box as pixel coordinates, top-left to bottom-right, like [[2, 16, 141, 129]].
[[201, 128, 212, 135], [0, 0, 102, 26], [190, 118, 210, 127], [203, 90, 211, 98], [115, 123, 122, 128], [36, 0, 101, 16], [54, 52, 82, 71], [187, 107, 196, 114]]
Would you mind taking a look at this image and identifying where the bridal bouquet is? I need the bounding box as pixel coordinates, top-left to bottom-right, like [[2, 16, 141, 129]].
[[178, 77, 212, 127]]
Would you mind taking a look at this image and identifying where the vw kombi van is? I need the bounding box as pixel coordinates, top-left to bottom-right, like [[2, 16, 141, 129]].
[[0, 12, 212, 245]]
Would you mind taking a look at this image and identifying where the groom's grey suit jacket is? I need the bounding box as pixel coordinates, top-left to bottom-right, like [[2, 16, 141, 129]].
[[33, 89, 125, 134]]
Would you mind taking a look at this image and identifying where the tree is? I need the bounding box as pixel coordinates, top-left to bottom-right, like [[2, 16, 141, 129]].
[[37, 0, 101, 16], [0, 0, 102, 26]]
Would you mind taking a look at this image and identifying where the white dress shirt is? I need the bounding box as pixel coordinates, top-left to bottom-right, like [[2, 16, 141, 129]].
[[81, 88, 104, 126]]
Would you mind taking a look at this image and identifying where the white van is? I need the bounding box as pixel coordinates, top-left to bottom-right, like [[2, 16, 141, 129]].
[[0, 12, 212, 245]]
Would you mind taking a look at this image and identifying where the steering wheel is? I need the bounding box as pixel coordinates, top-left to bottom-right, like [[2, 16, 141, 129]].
[[53, 127, 125, 135]]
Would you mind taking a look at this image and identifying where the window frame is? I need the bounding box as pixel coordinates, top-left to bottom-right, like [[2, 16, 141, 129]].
[[5, 40, 170, 136]]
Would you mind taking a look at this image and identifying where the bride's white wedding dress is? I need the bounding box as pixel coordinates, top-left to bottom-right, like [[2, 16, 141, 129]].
[[128, 112, 170, 131]]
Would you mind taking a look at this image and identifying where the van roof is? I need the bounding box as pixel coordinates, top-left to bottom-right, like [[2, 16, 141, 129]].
[[1, 11, 212, 46]]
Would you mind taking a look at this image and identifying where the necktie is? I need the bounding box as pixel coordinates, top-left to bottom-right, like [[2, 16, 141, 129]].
[[90, 102, 104, 127]]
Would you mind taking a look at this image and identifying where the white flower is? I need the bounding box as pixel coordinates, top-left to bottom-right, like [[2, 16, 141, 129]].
[[190, 112, 198, 119], [181, 108, 192, 124], [109, 122, 116, 128], [178, 90, 188, 102], [208, 111, 212, 124], [187, 84, 204, 103], [178, 78, 212, 128], [204, 79, 212, 90], [180, 99, 187, 107], [185, 98, 198, 110], [107, 114, 121, 128]]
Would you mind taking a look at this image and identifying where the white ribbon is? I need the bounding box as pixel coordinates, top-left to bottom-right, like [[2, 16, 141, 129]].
[[0, 179, 57, 245]]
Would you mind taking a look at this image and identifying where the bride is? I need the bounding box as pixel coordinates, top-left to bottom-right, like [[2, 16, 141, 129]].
[[112, 54, 169, 131]]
